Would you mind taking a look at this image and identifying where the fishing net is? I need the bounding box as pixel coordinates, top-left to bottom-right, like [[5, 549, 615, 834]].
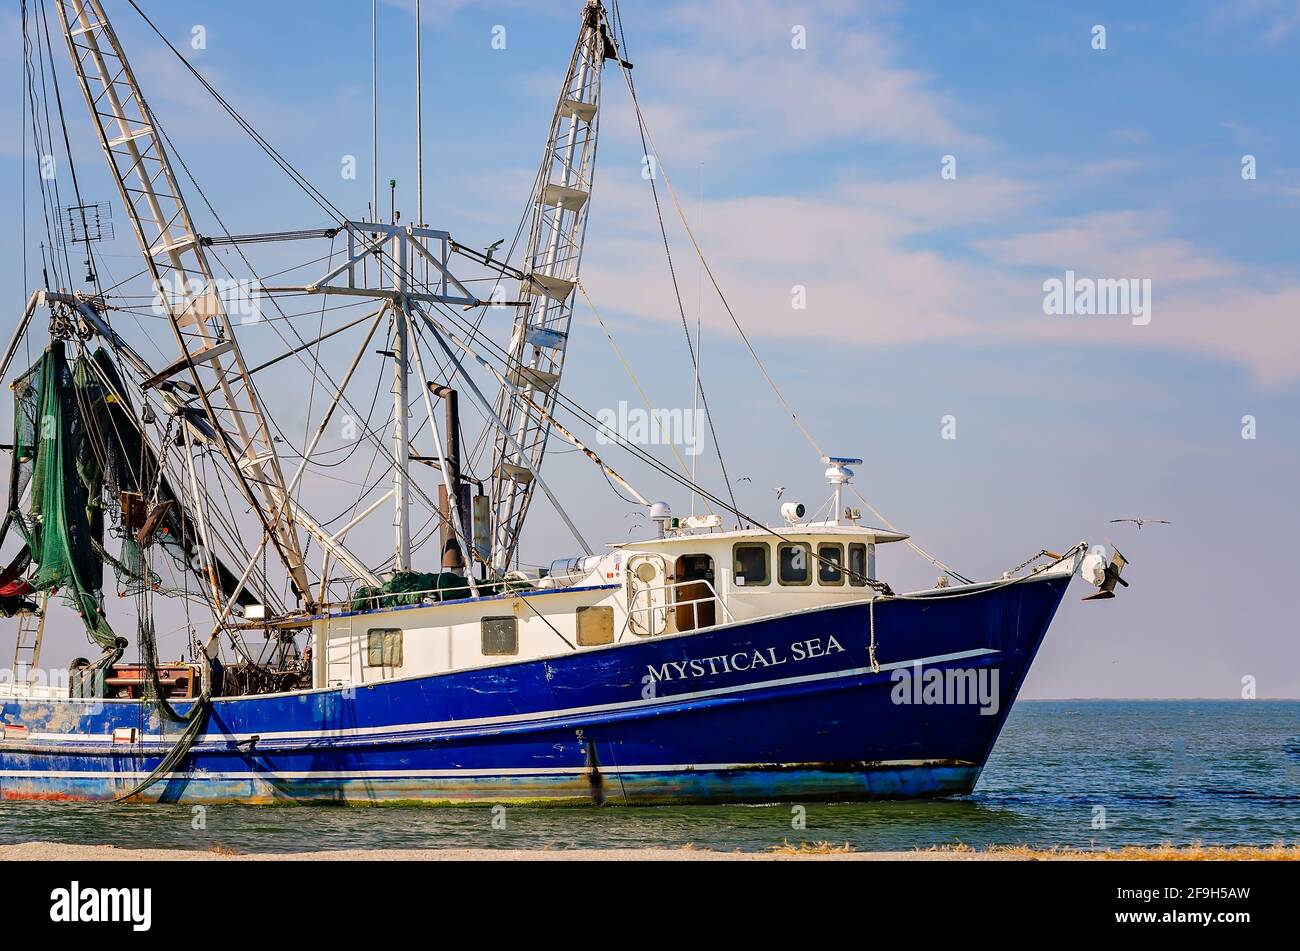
[[81, 347, 261, 608], [1, 342, 265, 654], [2, 341, 115, 649], [351, 569, 474, 611]]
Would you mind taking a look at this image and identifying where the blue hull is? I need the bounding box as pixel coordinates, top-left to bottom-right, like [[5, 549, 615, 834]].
[[0, 575, 1071, 804]]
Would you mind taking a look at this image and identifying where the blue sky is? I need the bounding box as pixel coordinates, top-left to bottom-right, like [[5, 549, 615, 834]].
[[3, 0, 1298, 697]]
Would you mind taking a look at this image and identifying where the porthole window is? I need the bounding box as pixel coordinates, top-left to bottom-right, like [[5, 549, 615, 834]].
[[732, 543, 770, 587], [778, 543, 812, 586], [818, 543, 845, 585], [482, 616, 519, 656]]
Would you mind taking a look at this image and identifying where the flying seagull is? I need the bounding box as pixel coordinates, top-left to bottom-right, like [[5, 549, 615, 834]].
[[1109, 518, 1171, 530], [484, 238, 504, 261]]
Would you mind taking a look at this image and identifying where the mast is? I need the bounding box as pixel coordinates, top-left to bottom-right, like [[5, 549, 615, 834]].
[[52, 0, 314, 604], [416, 0, 424, 236], [392, 242, 411, 570], [487, 0, 613, 571], [372, 0, 379, 226]]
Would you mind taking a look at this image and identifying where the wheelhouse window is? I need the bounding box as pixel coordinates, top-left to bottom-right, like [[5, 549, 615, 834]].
[[778, 543, 812, 586], [366, 628, 403, 667], [482, 616, 519, 656], [817, 543, 845, 585], [576, 606, 615, 646], [732, 543, 770, 587], [847, 543, 868, 587]]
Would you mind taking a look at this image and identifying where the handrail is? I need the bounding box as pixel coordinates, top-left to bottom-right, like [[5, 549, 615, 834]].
[[622, 577, 733, 639], [332, 578, 516, 615]]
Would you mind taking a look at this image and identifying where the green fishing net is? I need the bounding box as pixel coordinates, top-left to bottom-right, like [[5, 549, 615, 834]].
[[3, 341, 115, 648]]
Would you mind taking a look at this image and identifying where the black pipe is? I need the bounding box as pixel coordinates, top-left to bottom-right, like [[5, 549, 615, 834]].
[[429, 383, 471, 570]]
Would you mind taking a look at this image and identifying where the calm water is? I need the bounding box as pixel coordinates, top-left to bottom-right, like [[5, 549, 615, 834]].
[[2, 701, 1297, 853]]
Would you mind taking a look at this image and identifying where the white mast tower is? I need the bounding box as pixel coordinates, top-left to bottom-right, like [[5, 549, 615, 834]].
[[487, 1, 615, 572]]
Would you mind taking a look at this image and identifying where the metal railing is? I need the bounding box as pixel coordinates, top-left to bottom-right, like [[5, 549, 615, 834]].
[[622, 578, 734, 639]]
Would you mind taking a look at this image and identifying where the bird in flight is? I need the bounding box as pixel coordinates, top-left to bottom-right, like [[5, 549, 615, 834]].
[[1109, 518, 1171, 530]]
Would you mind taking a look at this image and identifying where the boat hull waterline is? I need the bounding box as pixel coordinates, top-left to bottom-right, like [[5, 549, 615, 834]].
[[0, 575, 1070, 805]]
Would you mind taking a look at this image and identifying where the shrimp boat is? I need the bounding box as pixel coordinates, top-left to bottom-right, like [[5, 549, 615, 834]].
[[0, 0, 1114, 805]]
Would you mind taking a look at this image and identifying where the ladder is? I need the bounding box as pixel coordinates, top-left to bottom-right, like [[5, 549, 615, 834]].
[[12, 593, 48, 686], [488, 1, 611, 571], [53, 0, 311, 604]]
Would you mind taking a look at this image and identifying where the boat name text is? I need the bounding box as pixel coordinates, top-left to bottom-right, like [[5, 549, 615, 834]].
[[646, 636, 845, 683]]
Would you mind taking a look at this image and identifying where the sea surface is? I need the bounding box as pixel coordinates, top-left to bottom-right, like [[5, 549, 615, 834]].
[[2, 700, 1297, 854]]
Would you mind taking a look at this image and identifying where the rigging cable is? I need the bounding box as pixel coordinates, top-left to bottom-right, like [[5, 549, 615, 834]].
[[21, 1, 64, 288], [37, 0, 104, 299], [607, 0, 970, 584], [609, 0, 825, 463], [152, 124, 453, 549], [609, 1, 740, 522], [576, 281, 713, 511], [122, 0, 890, 591]]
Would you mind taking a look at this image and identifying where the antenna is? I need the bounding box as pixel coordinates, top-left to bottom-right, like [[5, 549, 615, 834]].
[[371, 0, 379, 226], [821, 456, 862, 527], [61, 201, 113, 284], [416, 0, 424, 232]]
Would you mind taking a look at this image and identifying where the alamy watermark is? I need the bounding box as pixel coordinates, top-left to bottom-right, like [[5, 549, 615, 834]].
[[152, 276, 263, 325], [890, 662, 1001, 716], [50, 882, 151, 931], [596, 400, 704, 456], [1042, 270, 1151, 326]]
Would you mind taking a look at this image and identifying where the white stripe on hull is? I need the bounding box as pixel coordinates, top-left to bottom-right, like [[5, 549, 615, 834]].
[[22, 647, 999, 746]]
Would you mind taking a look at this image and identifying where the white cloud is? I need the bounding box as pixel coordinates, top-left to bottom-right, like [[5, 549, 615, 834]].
[[1212, 0, 1300, 42], [604, 0, 976, 165], [573, 2, 1300, 387], [581, 181, 1300, 386], [977, 211, 1239, 286]]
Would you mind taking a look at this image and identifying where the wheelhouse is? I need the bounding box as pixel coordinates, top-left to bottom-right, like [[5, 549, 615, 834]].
[[305, 524, 909, 688]]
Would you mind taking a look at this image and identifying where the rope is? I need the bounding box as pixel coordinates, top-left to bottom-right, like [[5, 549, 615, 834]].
[[857, 541, 1081, 679], [617, 56, 740, 521], [881, 543, 1084, 602], [848, 485, 973, 585], [610, 45, 824, 462], [512, 591, 576, 652], [113, 0, 955, 603], [112, 694, 211, 803], [577, 282, 713, 508]]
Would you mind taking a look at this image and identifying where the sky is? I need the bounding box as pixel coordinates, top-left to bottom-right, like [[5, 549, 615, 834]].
[[2, 0, 1298, 698]]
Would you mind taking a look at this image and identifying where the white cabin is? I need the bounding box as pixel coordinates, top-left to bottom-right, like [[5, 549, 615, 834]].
[[308, 523, 909, 688]]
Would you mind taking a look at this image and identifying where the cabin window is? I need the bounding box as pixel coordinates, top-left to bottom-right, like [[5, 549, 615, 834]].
[[777, 543, 812, 586], [818, 543, 845, 585], [732, 543, 770, 586], [576, 606, 615, 646], [848, 543, 868, 587], [482, 616, 519, 656], [366, 628, 403, 667]]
